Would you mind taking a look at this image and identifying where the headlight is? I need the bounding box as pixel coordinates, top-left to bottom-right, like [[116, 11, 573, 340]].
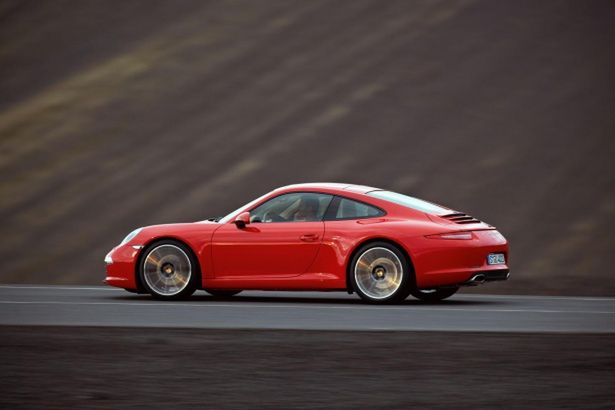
[[120, 228, 143, 246]]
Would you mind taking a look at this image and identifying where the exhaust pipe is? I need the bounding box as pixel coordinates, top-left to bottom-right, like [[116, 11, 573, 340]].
[[464, 273, 486, 286]]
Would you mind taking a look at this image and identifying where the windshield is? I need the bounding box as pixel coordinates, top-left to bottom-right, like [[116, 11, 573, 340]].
[[366, 190, 450, 215]]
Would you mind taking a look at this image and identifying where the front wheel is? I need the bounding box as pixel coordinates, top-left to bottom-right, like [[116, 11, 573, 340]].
[[350, 242, 413, 304], [410, 287, 459, 302], [139, 240, 199, 300]]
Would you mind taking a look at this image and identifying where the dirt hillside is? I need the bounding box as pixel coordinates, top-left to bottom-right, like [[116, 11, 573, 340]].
[[1, 0, 614, 294]]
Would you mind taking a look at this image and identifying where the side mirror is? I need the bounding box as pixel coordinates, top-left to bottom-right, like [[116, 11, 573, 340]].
[[234, 211, 251, 229]]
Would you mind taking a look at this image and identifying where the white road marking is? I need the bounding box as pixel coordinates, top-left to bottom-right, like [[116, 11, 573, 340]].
[[0, 300, 613, 314], [0, 285, 117, 291], [455, 294, 615, 302]]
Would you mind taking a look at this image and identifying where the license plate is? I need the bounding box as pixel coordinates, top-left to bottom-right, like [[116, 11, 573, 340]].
[[487, 253, 506, 265]]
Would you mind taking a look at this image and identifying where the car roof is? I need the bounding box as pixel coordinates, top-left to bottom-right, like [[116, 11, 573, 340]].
[[277, 182, 381, 195]]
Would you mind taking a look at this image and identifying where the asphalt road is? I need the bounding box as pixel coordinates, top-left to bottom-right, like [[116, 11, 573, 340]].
[[1, 285, 614, 333]]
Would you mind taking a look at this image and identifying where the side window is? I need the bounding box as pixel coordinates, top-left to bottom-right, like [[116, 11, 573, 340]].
[[325, 197, 384, 220], [250, 192, 333, 223]]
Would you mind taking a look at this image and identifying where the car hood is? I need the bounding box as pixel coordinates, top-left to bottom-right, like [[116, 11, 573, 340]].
[[138, 221, 220, 238]]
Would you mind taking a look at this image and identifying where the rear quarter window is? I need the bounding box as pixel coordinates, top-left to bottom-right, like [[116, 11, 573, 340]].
[[325, 197, 385, 220]]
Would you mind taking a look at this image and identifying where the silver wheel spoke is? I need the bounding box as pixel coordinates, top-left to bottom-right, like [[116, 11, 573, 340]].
[[354, 247, 403, 300], [143, 245, 192, 296]]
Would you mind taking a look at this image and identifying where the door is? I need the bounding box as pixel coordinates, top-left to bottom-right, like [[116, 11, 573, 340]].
[[211, 192, 333, 278]]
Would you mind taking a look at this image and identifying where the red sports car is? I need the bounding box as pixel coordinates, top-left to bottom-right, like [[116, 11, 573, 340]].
[[105, 183, 509, 303]]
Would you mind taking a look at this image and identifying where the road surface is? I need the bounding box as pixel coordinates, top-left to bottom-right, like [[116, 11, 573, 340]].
[[1, 285, 614, 332]]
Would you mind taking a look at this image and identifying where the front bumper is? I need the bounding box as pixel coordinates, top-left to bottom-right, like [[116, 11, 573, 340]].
[[104, 245, 141, 290]]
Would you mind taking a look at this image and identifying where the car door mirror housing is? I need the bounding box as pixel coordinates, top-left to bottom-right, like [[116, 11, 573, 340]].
[[234, 211, 251, 229]]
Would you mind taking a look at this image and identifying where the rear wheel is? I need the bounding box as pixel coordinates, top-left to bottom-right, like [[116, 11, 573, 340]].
[[410, 287, 459, 302], [204, 289, 242, 297], [139, 240, 199, 300], [350, 242, 412, 304]]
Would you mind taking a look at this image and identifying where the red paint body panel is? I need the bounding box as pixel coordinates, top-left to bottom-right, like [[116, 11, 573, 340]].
[[211, 221, 325, 278], [105, 183, 510, 293]]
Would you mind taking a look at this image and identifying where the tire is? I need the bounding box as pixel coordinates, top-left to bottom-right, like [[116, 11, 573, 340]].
[[204, 289, 242, 297], [138, 240, 199, 300], [123, 288, 146, 294], [350, 241, 413, 304], [410, 287, 459, 302]]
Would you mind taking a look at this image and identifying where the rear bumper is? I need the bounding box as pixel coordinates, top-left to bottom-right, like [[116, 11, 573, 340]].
[[462, 268, 510, 286], [411, 229, 511, 288], [482, 268, 510, 281]]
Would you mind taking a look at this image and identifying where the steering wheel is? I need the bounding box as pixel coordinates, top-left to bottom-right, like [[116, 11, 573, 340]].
[[262, 211, 285, 222]]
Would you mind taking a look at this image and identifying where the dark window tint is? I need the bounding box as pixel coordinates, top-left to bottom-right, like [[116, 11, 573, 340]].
[[325, 197, 384, 220], [250, 192, 333, 223]]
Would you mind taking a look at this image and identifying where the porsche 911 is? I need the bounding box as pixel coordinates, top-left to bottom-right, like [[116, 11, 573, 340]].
[[105, 183, 509, 303]]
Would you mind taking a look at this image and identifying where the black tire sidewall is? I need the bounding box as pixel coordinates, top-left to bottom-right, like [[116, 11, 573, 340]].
[[138, 239, 200, 300], [349, 241, 413, 304], [204, 289, 242, 297], [410, 287, 459, 302]]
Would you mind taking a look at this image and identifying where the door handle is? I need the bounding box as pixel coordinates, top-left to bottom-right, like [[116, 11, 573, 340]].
[[300, 234, 319, 242]]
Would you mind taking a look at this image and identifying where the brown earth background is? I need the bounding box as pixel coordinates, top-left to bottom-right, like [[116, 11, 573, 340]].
[[1, 0, 614, 295], [2, 327, 614, 409]]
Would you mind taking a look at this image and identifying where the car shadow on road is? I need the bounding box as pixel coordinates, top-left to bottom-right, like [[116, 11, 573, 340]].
[[110, 293, 502, 306]]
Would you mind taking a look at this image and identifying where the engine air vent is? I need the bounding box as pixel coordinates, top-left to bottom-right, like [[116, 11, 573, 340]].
[[440, 212, 481, 224]]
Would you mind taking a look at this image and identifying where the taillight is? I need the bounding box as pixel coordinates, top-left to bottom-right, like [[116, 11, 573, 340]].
[[426, 232, 474, 240]]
